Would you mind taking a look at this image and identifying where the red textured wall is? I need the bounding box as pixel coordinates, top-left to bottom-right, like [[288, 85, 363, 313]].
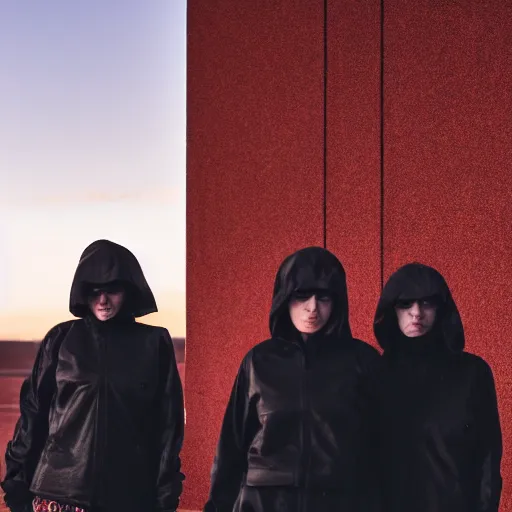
[[326, 0, 381, 346], [186, 1, 512, 510], [184, 1, 325, 508], [384, 2, 512, 510]]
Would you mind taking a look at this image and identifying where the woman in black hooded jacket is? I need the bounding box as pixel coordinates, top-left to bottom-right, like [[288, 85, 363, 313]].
[[1, 239, 185, 512], [374, 262, 502, 512], [203, 246, 381, 512]]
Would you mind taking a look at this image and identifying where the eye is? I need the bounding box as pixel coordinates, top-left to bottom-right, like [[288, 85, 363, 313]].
[[89, 285, 123, 297], [395, 300, 414, 309], [419, 299, 436, 309], [316, 293, 332, 302], [293, 292, 313, 301]]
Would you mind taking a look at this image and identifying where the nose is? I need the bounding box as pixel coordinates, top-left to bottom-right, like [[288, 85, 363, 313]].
[[305, 296, 317, 312], [98, 292, 108, 304], [409, 301, 422, 318]]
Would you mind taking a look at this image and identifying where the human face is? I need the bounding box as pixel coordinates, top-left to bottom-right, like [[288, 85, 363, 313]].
[[87, 283, 125, 321], [395, 298, 437, 337], [288, 291, 333, 338]]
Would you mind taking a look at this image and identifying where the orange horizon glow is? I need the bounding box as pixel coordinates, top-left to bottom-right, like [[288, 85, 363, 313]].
[[0, 299, 186, 341]]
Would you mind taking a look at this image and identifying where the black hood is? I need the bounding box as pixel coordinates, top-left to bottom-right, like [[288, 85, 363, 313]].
[[374, 262, 464, 353], [69, 239, 157, 318], [269, 246, 352, 341]]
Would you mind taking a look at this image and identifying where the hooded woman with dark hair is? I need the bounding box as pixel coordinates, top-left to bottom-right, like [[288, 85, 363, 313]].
[[203, 246, 380, 512], [1, 240, 185, 512], [374, 262, 502, 512]]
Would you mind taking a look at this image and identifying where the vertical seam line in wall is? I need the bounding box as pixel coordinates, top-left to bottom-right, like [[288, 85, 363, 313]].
[[380, 0, 385, 290], [323, 0, 328, 249]]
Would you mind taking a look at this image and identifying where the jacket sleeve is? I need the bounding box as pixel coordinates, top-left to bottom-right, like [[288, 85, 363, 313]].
[[1, 325, 63, 509], [475, 359, 502, 512], [203, 357, 251, 512], [155, 329, 185, 512]]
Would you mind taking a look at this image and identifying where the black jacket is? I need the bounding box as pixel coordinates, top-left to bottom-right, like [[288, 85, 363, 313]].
[[204, 247, 380, 512], [1, 240, 184, 512], [374, 263, 502, 512]]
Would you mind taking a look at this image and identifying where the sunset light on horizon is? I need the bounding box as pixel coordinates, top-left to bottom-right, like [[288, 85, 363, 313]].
[[0, 301, 186, 341]]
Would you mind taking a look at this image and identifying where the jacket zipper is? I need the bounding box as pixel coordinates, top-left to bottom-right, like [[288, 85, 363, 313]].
[[298, 343, 312, 498], [94, 333, 108, 505]]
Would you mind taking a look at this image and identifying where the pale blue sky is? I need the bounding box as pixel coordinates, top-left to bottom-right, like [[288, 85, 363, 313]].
[[0, 1, 187, 339]]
